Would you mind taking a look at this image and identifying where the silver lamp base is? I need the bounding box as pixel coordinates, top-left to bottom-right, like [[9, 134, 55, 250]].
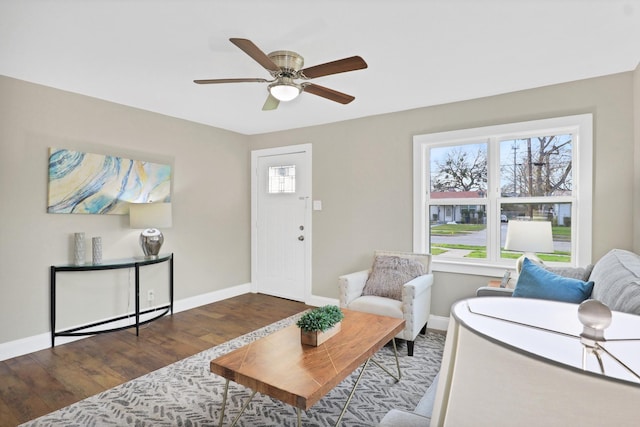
[[139, 228, 164, 258], [516, 252, 543, 273]]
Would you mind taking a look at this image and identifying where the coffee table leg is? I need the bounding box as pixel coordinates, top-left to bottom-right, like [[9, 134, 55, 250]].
[[335, 358, 371, 426], [334, 341, 403, 426], [392, 337, 402, 380], [218, 380, 258, 427], [230, 389, 257, 427], [297, 407, 302, 427], [219, 379, 230, 427], [369, 338, 402, 381]]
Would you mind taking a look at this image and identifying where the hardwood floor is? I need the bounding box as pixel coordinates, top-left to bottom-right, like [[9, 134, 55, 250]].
[[0, 293, 310, 426]]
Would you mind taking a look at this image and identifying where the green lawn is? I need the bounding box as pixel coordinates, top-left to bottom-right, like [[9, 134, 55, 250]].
[[552, 226, 571, 241], [432, 243, 571, 262], [431, 224, 485, 235], [432, 223, 571, 242], [430, 223, 571, 262]]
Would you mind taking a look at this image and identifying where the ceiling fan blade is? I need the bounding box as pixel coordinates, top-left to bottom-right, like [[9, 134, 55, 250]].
[[230, 38, 280, 72], [303, 83, 355, 104], [262, 94, 280, 111], [301, 56, 367, 79], [194, 78, 269, 84]]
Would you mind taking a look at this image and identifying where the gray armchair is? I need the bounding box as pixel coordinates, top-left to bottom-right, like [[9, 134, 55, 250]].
[[338, 250, 434, 356]]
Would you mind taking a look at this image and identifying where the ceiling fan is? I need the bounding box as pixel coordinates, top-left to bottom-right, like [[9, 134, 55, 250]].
[[194, 38, 368, 110]]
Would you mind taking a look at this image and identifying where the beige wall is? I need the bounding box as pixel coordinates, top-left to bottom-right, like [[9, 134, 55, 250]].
[[251, 72, 636, 317], [0, 76, 251, 343], [1, 69, 637, 345]]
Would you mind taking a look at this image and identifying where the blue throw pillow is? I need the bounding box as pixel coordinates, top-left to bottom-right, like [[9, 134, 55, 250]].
[[513, 258, 594, 303]]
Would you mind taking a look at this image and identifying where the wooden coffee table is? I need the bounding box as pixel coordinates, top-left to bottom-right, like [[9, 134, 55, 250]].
[[210, 309, 405, 426]]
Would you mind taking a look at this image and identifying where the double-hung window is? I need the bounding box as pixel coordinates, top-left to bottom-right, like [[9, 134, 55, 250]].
[[413, 114, 592, 275]]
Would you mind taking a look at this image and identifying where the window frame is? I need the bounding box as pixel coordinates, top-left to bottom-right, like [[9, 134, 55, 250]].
[[413, 114, 593, 276]]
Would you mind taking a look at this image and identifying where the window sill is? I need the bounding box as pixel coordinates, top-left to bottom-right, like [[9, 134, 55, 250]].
[[432, 258, 575, 277], [432, 259, 515, 277]]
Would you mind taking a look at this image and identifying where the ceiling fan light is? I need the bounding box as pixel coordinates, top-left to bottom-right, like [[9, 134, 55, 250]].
[[269, 82, 301, 102]]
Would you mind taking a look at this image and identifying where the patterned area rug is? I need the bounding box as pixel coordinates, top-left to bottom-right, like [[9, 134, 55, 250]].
[[22, 313, 445, 426]]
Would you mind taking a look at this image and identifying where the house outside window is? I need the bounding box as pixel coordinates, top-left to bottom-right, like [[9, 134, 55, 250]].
[[413, 114, 593, 276]]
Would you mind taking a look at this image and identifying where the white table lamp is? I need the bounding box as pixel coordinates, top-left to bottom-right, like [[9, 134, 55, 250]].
[[129, 202, 172, 257], [504, 220, 554, 272]]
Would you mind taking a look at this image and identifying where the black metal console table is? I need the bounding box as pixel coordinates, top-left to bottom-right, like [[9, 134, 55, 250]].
[[50, 253, 174, 347]]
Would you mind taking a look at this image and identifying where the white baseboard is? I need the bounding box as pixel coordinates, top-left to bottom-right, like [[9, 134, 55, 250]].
[[428, 314, 450, 332], [0, 332, 58, 362], [172, 283, 250, 313], [0, 283, 251, 361], [306, 295, 339, 307]]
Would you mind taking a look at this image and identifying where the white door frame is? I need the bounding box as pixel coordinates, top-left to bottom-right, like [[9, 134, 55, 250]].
[[251, 143, 312, 303]]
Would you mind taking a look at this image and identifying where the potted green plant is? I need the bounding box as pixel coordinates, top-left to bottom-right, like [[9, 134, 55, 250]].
[[296, 305, 345, 346]]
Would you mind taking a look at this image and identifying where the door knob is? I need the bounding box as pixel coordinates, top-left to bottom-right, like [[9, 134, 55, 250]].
[[298, 235, 305, 241]]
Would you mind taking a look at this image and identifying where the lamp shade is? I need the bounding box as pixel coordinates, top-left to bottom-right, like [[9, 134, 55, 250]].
[[504, 220, 554, 253], [129, 203, 172, 229], [431, 298, 640, 427]]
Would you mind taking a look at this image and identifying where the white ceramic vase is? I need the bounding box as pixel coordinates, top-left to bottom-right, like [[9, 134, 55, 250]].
[[92, 236, 102, 264], [74, 232, 85, 265]]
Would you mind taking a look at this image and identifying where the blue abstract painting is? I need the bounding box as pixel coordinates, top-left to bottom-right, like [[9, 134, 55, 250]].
[[47, 148, 171, 214]]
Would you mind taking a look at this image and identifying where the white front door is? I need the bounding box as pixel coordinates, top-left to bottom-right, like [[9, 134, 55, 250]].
[[251, 144, 311, 302]]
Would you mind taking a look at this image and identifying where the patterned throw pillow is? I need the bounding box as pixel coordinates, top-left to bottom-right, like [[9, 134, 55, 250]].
[[362, 255, 427, 301]]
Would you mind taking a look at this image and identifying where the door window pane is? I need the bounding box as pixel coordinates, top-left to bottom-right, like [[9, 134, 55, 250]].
[[268, 165, 296, 194]]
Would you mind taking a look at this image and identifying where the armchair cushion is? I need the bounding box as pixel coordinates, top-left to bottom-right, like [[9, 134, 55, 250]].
[[348, 295, 403, 319], [513, 258, 594, 303], [362, 255, 427, 301]]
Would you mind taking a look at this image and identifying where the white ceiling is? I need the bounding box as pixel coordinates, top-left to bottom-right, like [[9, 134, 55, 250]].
[[2, 0, 639, 135]]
